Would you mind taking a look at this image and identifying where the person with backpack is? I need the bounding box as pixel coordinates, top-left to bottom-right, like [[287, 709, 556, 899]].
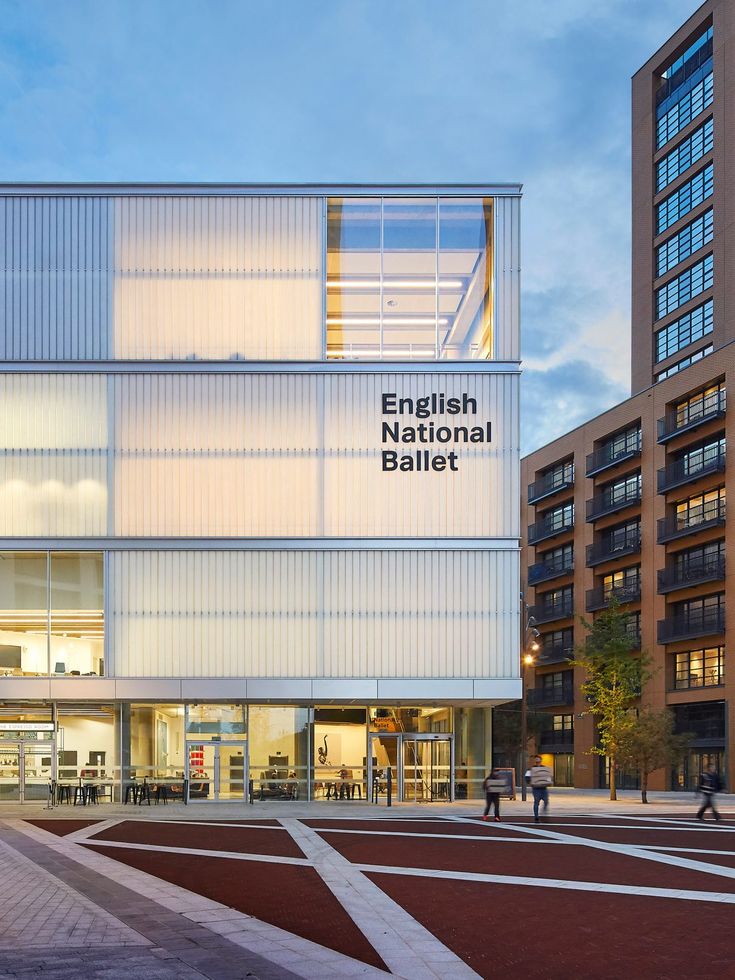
[[529, 756, 553, 822], [697, 763, 722, 822], [482, 768, 506, 821]]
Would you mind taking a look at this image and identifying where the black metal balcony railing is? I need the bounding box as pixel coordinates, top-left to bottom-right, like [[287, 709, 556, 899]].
[[585, 580, 642, 613], [528, 596, 575, 625], [657, 392, 726, 444], [539, 732, 574, 753], [657, 556, 726, 594], [536, 642, 575, 666], [586, 441, 641, 478], [527, 471, 574, 506], [656, 499, 726, 543], [528, 512, 574, 546], [657, 450, 726, 494], [527, 682, 575, 707], [586, 484, 642, 522], [528, 554, 575, 586], [626, 627, 642, 650], [586, 532, 641, 567], [657, 606, 725, 644]]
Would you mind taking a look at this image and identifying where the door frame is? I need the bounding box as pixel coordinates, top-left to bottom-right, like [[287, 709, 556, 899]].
[[0, 740, 56, 804], [367, 732, 454, 803], [402, 734, 455, 803], [185, 740, 248, 803], [367, 732, 402, 801]]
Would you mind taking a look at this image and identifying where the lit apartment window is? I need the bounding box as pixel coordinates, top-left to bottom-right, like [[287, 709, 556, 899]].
[[655, 254, 713, 320], [674, 380, 725, 426], [656, 70, 713, 149], [674, 647, 724, 689], [602, 566, 641, 599], [552, 714, 574, 735], [656, 209, 713, 278], [675, 487, 725, 531], [655, 344, 713, 381], [538, 585, 573, 614], [656, 117, 713, 192], [655, 300, 713, 363], [656, 165, 713, 234]]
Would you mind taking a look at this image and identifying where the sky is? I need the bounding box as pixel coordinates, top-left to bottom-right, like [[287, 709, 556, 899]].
[[0, 0, 700, 453]]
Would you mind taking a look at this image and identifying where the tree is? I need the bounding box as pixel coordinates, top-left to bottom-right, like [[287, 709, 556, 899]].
[[491, 701, 551, 767], [573, 601, 652, 801], [617, 709, 690, 804]]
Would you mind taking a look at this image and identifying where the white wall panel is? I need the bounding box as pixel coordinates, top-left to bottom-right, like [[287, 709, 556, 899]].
[[113, 371, 519, 538], [109, 549, 520, 679], [113, 196, 323, 360], [0, 196, 112, 360]]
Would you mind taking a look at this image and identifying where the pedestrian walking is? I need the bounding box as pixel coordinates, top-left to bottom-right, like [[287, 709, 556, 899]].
[[696, 763, 722, 822], [482, 768, 506, 821], [529, 756, 553, 822]]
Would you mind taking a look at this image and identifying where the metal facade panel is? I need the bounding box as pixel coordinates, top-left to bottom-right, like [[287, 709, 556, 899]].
[[109, 549, 520, 679], [493, 196, 520, 362], [112, 196, 323, 360], [0, 196, 112, 360]]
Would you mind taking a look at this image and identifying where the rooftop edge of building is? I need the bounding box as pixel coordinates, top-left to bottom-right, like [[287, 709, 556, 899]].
[[0, 181, 523, 197]]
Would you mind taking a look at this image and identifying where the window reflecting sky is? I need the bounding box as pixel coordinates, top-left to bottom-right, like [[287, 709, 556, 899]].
[[0, 0, 697, 451]]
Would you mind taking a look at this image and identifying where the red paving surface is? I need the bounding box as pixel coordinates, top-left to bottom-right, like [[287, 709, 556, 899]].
[[303, 818, 534, 837], [84, 844, 386, 970], [319, 830, 735, 892], [90, 820, 304, 858], [26, 819, 101, 836], [659, 849, 735, 869], [536, 824, 735, 848], [368, 874, 734, 979]]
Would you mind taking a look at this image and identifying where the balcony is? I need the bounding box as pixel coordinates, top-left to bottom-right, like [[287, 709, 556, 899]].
[[528, 512, 574, 546], [527, 682, 574, 708], [586, 484, 642, 522], [528, 554, 574, 586], [657, 606, 725, 644], [539, 731, 574, 753], [586, 532, 641, 567], [657, 556, 726, 594], [527, 471, 574, 506], [657, 500, 726, 543], [586, 442, 641, 478], [528, 596, 575, 625], [657, 451, 726, 494], [536, 642, 574, 666], [657, 392, 726, 444], [585, 580, 641, 613]]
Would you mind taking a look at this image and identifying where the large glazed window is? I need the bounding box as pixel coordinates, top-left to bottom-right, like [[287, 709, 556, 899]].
[[0, 552, 104, 676], [327, 197, 493, 360]]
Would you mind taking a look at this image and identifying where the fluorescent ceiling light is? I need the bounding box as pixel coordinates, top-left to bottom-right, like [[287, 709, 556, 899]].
[[327, 280, 463, 289], [327, 317, 449, 326]]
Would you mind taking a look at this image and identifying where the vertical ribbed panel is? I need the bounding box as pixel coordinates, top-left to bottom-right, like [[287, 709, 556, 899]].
[[109, 549, 519, 679], [113, 196, 323, 359], [112, 371, 519, 538], [0, 197, 112, 360], [493, 196, 520, 361], [0, 374, 108, 535]]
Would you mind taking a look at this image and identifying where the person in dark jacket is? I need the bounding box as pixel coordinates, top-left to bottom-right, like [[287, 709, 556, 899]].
[[482, 768, 505, 821], [696, 764, 722, 821]]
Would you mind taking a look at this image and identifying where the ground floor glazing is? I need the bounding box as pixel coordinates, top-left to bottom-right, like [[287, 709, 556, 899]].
[[0, 701, 494, 803]]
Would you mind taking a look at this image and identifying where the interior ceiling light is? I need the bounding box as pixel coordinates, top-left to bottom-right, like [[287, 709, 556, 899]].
[[326, 317, 449, 326], [327, 279, 463, 289]]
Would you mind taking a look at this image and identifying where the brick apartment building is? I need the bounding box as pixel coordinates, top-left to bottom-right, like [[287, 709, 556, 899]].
[[521, 0, 735, 791]]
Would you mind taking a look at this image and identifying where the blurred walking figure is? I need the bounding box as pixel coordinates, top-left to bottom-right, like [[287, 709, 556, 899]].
[[697, 764, 722, 822], [482, 768, 506, 822], [529, 756, 553, 822]]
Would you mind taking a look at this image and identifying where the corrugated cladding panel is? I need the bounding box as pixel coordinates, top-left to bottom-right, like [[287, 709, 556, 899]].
[[493, 196, 520, 362], [0, 196, 112, 360], [109, 549, 519, 678], [113, 196, 323, 359]]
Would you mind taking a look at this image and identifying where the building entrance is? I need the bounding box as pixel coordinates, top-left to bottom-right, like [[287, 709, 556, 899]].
[[186, 741, 247, 802], [368, 733, 454, 802], [0, 741, 54, 802]]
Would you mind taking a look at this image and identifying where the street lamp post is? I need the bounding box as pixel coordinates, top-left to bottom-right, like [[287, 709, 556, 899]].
[[519, 600, 540, 802]]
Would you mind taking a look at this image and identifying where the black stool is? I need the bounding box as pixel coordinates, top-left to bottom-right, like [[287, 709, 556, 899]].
[[124, 783, 139, 804], [137, 783, 151, 806], [56, 784, 72, 805], [85, 785, 99, 805], [154, 784, 169, 805], [73, 785, 87, 806]]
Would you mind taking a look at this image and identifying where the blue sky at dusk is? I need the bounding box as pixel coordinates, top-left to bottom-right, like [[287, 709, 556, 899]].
[[0, 0, 699, 453]]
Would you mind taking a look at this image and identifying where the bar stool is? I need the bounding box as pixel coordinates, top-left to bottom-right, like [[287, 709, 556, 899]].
[[73, 785, 87, 806], [137, 782, 151, 806], [85, 785, 99, 805], [56, 784, 72, 805], [124, 783, 139, 805], [154, 784, 169, 805]]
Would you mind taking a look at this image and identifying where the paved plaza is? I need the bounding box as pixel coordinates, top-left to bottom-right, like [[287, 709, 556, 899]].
[[0, 794, 732, 978]]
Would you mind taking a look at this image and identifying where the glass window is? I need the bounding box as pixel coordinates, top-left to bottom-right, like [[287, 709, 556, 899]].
[[656, 209, 713, 278], [56, 703, 118, 799], [0, 553, 48, 676], [540, 460, 574, 490], [602, 472, 641, 506], [661, 26, 713, 79], [599, 425, 641, 464], [186, 704, 246, 740], [313, 706, 367, 799], [368, 707, 452, 733], [248, 705, 309, 800], [656, 70, 713, 149], [539, 628, 574, 658], [127, 703, 185, 781], [326, 196, 493, 360], [602, 566, 641, 597], [605, 519, 641, 553], [49, 553, 104, 677], [455, 706, 491, 800], [656, 344, 713, 381], [655, 254, 713, 320], [656, 117, 713, 192], [680, 435, 725, 476], [538, 543, 574, 572], [552, 714, 574, 733], [543, 502, 574, 531], [538, 586, 573, 614], [674, 539, 724, 576], [656, 165, 713, 234], [674, 381, 725, 426], [675, 647, 724, 689], [655, 299, 713, 363], [675, 487, 725, 530]]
